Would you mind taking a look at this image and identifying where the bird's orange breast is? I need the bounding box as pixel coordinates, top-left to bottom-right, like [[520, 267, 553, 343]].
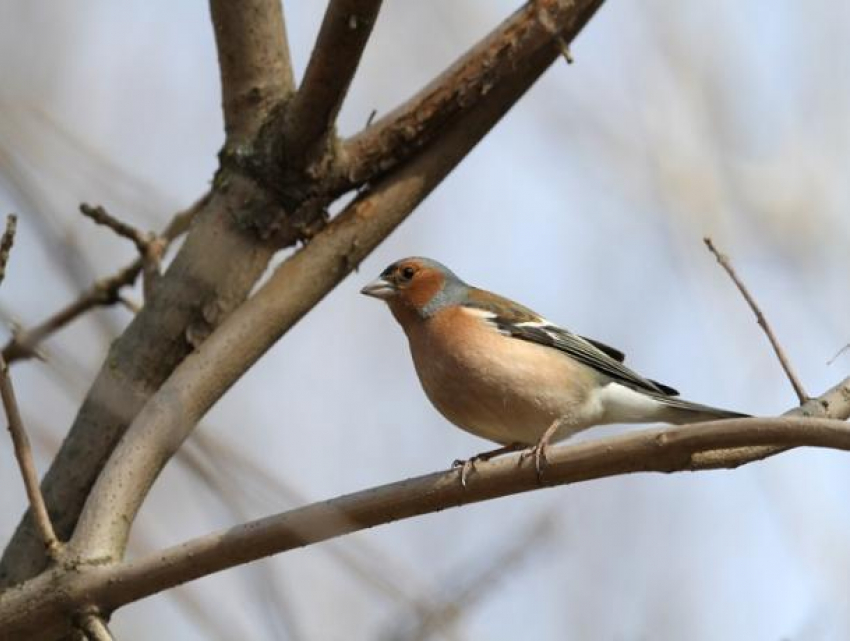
[[402, 306, 602, 445]]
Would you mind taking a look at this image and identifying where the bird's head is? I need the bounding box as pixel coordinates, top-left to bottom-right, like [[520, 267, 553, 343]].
[[361, 257, 467, 319]]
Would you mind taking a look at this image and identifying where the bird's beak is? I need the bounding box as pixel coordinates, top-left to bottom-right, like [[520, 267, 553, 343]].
[[360, 277, 396, 300]]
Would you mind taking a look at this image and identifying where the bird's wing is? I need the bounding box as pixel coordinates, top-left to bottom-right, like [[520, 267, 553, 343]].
[[464, 288, 678, 396]]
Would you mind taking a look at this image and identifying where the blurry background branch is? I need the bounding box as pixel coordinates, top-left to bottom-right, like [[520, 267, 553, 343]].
[[384, 513, 556, 641]]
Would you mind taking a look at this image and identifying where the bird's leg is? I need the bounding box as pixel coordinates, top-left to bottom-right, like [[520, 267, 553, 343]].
[[452, 442, 525, 487], [522, 418, 566, 480]]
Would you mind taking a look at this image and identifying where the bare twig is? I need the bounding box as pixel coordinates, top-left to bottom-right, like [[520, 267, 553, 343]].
[[827, 343, 850, 366], [704, 237, 809, 403], [0, 215, 60, 559], [79, 202, 166, 300], [117, 295, 141, 315], [76, 611, 114, 641], [283, 0, 383, 163], [2, 198, 200, 363], [556, 36, 574, 64], [0, 358, 60, 559], [0, 213, 16, 285], [79, 203, 152, 256]]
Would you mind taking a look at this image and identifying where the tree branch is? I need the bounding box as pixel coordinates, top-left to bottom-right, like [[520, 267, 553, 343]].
[[0, 2, 299, 587], [0, 214, 16, 285], [0, 353, 60, 560], [68, 0, 604, 563], [332, 0, 604, 192], [283, 0, 383, 165], [690, 374, 850, 468], [209, 0, 295, 146], [0, 215, 60, 559], [2, 197, 201, 364], [3, 412, 850, 640], [704, 237, 809, 403], [78, 203, 153, 257]]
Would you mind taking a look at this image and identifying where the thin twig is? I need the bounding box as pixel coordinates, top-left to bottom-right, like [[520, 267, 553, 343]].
[[0, 214, 16, 285], [0, 215, 61, 559], [827, 343, 850, 366], [79, 203, 152, 256], [2, 198, 201, 363], [704, 237, 809, 403], [77, 611, 114, 641], [556, 36, 574, 63], [79, 203, 166, 299]]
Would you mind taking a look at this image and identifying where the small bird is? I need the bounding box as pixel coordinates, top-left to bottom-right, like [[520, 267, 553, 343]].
[[361, 257, 748, 482]]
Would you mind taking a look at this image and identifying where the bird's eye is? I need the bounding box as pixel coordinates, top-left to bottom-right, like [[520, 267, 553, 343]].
[[400, 266, 416, 281]]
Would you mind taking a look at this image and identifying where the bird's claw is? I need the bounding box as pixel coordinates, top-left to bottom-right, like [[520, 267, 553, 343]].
[[519, 442, 550, 482], [452, 458, 475, 487]]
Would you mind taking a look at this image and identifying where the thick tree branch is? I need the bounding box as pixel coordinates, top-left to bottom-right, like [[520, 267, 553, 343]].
[[283, 0, 383, 164], [209, 0, 295, 146], [3, 413, 850, 640], [332, 0, 604, 192], [705, 237, 809, 403], [68, 0, 604, 563]]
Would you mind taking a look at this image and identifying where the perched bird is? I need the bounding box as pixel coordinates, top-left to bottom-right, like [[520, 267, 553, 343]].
[[361, 257, 748, 482]]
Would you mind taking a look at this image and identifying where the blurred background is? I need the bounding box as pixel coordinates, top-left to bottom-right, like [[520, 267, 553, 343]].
[[1, 1, 849, 639]]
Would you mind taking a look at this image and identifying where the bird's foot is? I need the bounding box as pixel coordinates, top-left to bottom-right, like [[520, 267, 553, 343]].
[[451, 457, 476, 488], [518, 442, 551, 481], [521, 421, 563, 482], [452, 442, 525, 487]]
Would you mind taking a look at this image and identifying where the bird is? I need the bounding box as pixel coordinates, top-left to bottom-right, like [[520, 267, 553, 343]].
[[361, 256, 749, 483]]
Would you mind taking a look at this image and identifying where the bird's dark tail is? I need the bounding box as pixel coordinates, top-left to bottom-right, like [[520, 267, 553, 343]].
[[655, 396, 750, 425]]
